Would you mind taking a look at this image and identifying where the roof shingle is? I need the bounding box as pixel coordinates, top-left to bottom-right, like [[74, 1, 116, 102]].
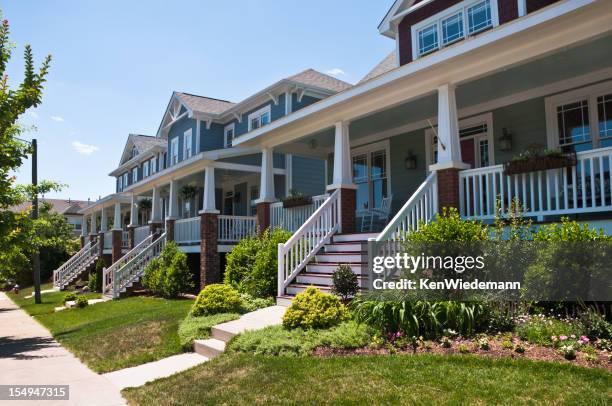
[[175, 93, 236, 115], [286, 69, 353, 93], [359, 51, 397, 84]]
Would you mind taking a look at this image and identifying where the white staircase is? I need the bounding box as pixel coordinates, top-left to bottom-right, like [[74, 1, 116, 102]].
[[102, 232, 166, 299], [53, 240, 101, 290]]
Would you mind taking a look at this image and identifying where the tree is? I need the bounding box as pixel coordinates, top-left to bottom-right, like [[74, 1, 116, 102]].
[[0, 12, 52, 286]]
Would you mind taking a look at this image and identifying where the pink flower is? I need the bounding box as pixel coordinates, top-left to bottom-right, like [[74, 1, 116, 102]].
[[579, 336, 590, 344], [559, 335, 568, 341]]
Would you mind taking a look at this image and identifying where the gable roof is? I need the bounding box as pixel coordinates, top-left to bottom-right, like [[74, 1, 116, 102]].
[[119, 134, 164, 166], [359, 51, 397, 83], [174, 93, 236, 115], [285, 69, 353, 93], [378, 0, 425, 38], [10, 198, 91, 215]]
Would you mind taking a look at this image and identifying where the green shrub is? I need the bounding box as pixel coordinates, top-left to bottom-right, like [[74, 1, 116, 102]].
[[350, 293, 487, 338], [240, 293, 274, 313], [578, 308, 612, 340], [228, 321, 374, 356], [178, 312, 240, 350], [282, 287, 348, 330], [331, 264, 358, 302], [407, 207, 489, 242], [88, 258, 105, 292], [75, 295, 89, 308], [192, 284, 242, 316], [224, 228, 291, 298], [515, 315, 583, 346], [532, 218, 611, 242], [63, 292, 77, 304], [141, 241, 194, 298]]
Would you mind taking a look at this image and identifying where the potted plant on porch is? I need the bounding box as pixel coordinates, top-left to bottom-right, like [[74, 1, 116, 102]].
[[281, 189, 313, 209], [504, 145, 577, 175]]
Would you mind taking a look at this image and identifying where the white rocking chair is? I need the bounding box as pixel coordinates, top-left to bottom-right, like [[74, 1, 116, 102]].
[[360, 195, 393, 232]]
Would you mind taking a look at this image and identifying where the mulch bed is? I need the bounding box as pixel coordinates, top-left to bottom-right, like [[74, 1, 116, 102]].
[[313, 336, 612, 371]]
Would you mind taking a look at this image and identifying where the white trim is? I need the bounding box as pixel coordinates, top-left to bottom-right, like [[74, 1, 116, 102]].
[[285, 154, 293, 194], [411, 0, 500, 60], [170, 137, 179, 166], [132, 167, 139, 184], [224, 123, 235, 148], [545, 79, 612, 149], [247, 105, 272, 132], [183, 129, 193, 160], [518, 0, 527, 17], [284, 90, 292, 115], [195, 120, 201, 154], [267, 92, 279, 105], [350, 139, 392, 211]]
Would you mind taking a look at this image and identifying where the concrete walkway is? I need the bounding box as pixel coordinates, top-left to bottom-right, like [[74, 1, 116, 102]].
[[0, 292, 125, 406], [103, 353, 208, 390]]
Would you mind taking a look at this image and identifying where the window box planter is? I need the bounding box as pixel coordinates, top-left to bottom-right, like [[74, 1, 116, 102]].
[[282, 196, 313, 209], [504, 153, 577, 175]]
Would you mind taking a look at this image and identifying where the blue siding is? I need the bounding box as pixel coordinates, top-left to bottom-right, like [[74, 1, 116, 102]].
[[274, 174, 285, 199], [220, 152, 286, 169], [234, 98, 285, 137], [291, 94, 320, 112], [167, 116, 196, 163], [201, 122, 224, 152], [291, 156, 325, 196], [271, 93, 286, 120]]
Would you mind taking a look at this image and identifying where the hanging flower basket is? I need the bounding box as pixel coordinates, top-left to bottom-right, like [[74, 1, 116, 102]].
[[504, 152, 576, 175], [180, 185, 197, 200]]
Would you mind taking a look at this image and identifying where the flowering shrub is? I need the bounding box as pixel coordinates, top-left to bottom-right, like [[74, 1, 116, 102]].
[[478, 337, 490, 350], [560, 344, 577, 360], [515, 314, 583, 346]]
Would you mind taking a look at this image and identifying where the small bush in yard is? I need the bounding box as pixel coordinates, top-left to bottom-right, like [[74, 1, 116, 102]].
[[192, 284, 242, 316], [141, 241, 194, 298], [240, 293, 274, 313], [88, 258, 105, 292], [75, 295, 89, 308], [63, 292, 77, 304], [331, 264, 358, 302], [178, 313, 240, 350], [282, 287, 348, 330]]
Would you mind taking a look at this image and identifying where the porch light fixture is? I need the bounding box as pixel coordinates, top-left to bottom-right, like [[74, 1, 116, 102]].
[[500, 128, 513, 151], [405, 151, 417, 170]]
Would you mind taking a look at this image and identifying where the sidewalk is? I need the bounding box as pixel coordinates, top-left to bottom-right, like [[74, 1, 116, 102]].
[[0, 292, 126, 406]]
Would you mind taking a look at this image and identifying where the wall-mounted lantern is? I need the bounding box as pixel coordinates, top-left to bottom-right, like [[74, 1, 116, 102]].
[[500, 128, 513, 151], [405, 150, 417, 170]]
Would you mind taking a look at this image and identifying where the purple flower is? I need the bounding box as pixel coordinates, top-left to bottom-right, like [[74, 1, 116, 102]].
[[559, 335, 568, 341]]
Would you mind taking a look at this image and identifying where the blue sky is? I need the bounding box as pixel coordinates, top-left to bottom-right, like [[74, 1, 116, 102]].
[[6, 0, 394, 201]]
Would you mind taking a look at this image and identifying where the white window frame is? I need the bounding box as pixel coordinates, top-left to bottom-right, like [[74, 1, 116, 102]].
[[425, 112, 495, 171], [350, 140, 392, 214], [132, 167, 138, 184], [170, 137, 179, 166], [123, 173, 129, 188], [411, 0, 499, 60], [143, 161, 150, 178], [545, 80, 612, 150], [118, 176, 123, 192], [247, 105, 272, 131], [224, 123, 235, 148], [183, 129, 193, 159], [150, 157, 157, 174]]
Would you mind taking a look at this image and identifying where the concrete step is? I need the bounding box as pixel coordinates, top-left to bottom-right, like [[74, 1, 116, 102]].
[[332, 233, 377, 243], [296, 273, 369, 287], [306, 263, 366, 275], [211, 326, 235, 342], [194, 338, 226, 359], [324, 243, 364, 253], [276, 296, 293, 307], [286, 283, 332, 296], [315, 252, 365, 263]]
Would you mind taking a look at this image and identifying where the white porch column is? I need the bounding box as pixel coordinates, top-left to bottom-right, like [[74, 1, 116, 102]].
[[90, 213, 98, 234], [258, 148, 275, 202], [168, 179, 179, 219], [82, 215, 88, 236], [200, 167, 218, 213], [150, 187, 162, 223], [430, 83, 468, 171], [113, 203, 122, 230], [328, 121, 353, 189], [100, 209, 108, 232], [129, 193, 139, 226]]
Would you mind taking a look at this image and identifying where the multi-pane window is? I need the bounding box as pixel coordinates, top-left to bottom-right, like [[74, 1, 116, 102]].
[[118, 176, 123, 192], [352, 147, 389, 211], [123, 173, 129, 188], [183, 130, 192, 159], [248, 107, 271, 131], [170, 138, 179, 165], [413, 0, 496, 58], [150, 158, 157, 174], [132, 167, 138, 184], [598, 93, 612, 147], [143, 161, 150, 178], [478, 138, 490, 167], [556, 100, 592, 152], [225, 124, 235, 148]]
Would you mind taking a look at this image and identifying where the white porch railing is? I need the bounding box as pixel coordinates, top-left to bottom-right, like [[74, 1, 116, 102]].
[[376, 171, 438, 243], [270, 194, 328, 232], [104, 232, 112, 249], [102, 233, 165, 299], [134, 225, 149, 246], [175, 217, 201, 244], [53, 239, 100, 290], [122, 231, 129, 249], [218, 215, 257, 243], [277, 189, 340, 296], [459, 147, 612, 219]]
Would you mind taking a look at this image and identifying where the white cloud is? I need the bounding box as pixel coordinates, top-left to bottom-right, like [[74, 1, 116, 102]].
[[51, 116, 65, 122], [27, 111, 39, 120], [72, 141, 99, 155], [325, 68, 346, 77]]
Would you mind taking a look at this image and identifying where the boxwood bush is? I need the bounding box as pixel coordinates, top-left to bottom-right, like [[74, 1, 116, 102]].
[[141, 241, 194, 298], [191, 284, 242, 316], [282, 287, 348, 330]]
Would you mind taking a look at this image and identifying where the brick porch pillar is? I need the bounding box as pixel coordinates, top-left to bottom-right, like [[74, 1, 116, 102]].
[[200, 212, 219, 287], [436, 168, 462, 210], [127, 226, 136, 249], [80, 236, 86, 248], [256, 202, 271, 235], [165, 218, 175, 242], [150, 222, 163, 239], [97, 232, 105, 258], [111, 229, 122, 263], [89, 234, 97, 246], [337, 188, 356, 234]]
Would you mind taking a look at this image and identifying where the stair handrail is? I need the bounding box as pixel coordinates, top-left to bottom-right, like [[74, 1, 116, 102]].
[[277, 189, 340, 297], [375, 171, 438, 243], [110, 232, 166, 298], [102, 233, 154, 296], [53, 241, 92, 288]]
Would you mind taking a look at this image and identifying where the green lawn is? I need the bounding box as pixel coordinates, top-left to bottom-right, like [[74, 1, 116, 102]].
[[123, 353, 612, 405], [8, 284, 193, 373]]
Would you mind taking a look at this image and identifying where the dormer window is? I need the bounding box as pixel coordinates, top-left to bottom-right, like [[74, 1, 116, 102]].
[[131, 146, 138, 158], [412, 0, 498, 59], [248, 106, 271, 131], [224, 123, 235, 148]]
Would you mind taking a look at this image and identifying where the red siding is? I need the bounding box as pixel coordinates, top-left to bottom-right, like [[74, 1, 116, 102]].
[[526, 0, 562, 13], [498, 0, 519, 24]]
